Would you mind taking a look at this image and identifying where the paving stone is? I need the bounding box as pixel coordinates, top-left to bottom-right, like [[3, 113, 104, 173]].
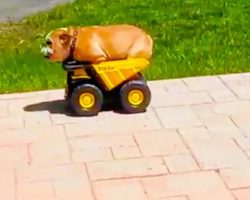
[[64, 108, 162, 137], [232, 188, 250, 200], [191, 104, 215, 120], [219, 73, 250, 83], [0, 145, 29, 167], [54, 176, 94, 200], [0, 100, 8, 117], [212, 101, 250, 116], [29, 130, 70, 166], [225, 80, 250, 99], [72, 148, 113, 163], [178, 127, 212, 142], [188, 139, 250, 169], [159, 197, 188, 200], [17, 164, 86, 183], [141, 171, 228, 199], [231, 113, 250, 134], [164, 153, 200, 173], [155, 106, 202, 129], [188, 190, 235, 200], [17, 181, 54, 200], [183, 76, 227, 91], [220, 167, 250, 189], [69, 134, 136, 151], [0, 168, 15, 200], [234, 138, 250, 151], [93, 179, 148, 200], [245, 150, 250, 158], [202, 116, 242, 139], [0, 125, 65, 146], [24, 111, 52, 128], [87, 157, 168, 181], [208, 89, 237, 102], [164, 79, 190, 93], [111, 145, 141, 159], [8, 96, 48, 115], [135, 130, 188, 156], [0, 116, 24, 130], [150, 90, 212, 107]]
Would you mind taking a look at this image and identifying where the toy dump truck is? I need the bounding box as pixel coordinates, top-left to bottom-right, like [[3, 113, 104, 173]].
[[62, 58, 151, 116]]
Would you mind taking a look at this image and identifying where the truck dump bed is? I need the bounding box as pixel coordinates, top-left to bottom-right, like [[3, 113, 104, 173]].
[[92, 58, 150, 91]]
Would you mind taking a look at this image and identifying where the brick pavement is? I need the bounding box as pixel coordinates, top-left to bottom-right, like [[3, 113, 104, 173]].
[[1, 73, 250, 200]]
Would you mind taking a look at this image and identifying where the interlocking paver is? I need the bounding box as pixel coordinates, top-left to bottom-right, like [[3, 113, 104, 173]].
[[0, 145, 29, 167], [2, 73, 250, 200], [0, 100, 8, 117], [69, 134, 136, 150], [0, 168, 15, 200], [93, 179, 147, 200], [17, 164, 86, 183], [232, 188, 250, 200], [134, 130, 188, 156], [151, 90, 212, 107], [160, 197, 188, 200], [187, 139, 250, 169], [208, 89, 237, 102], [155, 106, 202, 129], [224, 79, 250, 99], [87, 157, 168, 181], [219, 167, 250, 189], [111, 145, 141, 159], [64, 108, 162, 137], [24, 111, 52, 128], [178, 126, 212, 142], [231, 113, 250, 134], [234, 138, 250, 151], [182, 76, 227, 91], [54, 177, 94, 200], [17, 181, 54, 200], [0, 115, 24, 130], [188, 190, 235, 200], [163, 153, 200, 173], [141, 171, 229, 199], [72, 147, 113, 163], [164, 79, 189, 93], [202, 116, 243, 139]]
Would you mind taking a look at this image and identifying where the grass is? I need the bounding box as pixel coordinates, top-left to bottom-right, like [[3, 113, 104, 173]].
[[0, 0, 249, 93]]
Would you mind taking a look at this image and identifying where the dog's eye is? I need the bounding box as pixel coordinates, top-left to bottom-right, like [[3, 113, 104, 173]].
[[46, 40, 52, 45]]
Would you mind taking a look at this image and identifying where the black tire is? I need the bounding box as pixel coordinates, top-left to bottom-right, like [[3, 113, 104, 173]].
[[120, 80, 151, 113], [70, 84, 103, 116]]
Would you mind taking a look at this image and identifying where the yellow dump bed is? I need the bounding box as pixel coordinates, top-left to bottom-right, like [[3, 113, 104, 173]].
[[92, 58, 150, 91]]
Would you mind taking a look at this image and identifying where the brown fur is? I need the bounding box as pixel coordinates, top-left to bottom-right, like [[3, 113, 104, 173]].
[[42, 24, 153, 63]]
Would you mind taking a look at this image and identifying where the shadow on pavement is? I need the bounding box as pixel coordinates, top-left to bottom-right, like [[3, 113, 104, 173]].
[[23, 99, 129, 116]]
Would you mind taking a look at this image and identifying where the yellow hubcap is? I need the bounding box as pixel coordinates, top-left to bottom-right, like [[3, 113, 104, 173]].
[[79, 92, 95, 108], [128, 89, 144, 106]]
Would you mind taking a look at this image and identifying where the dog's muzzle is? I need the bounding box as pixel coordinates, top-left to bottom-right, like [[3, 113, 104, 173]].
[[41, 46, 53, 58]]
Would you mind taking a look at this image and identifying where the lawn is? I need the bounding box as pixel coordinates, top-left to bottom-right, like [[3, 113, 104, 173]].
[[0, 0, 249, 93]]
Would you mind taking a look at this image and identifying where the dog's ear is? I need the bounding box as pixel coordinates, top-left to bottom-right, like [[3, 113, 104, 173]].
[[59, 34, 71, 46]]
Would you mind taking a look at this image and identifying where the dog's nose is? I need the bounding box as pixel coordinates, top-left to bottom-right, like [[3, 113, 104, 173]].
[[41, 46, 53, 57]]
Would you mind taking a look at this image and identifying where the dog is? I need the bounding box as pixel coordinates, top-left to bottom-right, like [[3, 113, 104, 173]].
[[41, 24, 153, 64]]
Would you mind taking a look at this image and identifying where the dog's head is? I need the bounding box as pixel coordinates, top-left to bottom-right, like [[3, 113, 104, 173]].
[[41, 27, 76, 62]]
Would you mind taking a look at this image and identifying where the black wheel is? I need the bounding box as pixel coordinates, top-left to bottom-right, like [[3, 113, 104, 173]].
[[70, 84, 103, 116], [120, 80, 151, 113]]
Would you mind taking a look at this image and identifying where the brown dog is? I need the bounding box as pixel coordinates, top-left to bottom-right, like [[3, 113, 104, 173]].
[[41, 24, 153, 64]]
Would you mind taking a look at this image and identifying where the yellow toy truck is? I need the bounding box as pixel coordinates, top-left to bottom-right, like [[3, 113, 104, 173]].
[[62, 58, 151, 116]]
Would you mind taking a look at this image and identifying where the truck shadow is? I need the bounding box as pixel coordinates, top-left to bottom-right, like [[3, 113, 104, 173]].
[[23, 99, 128, 116]]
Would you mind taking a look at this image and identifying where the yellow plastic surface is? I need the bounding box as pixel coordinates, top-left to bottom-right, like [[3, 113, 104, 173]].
[[72, 68, 91, 80], [92, 58, 150, 91], [128, 89, 144, 106], [79, 92, 95, 108]]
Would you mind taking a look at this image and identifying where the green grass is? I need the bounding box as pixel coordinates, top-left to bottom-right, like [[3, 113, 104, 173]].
[[0, 0, 249, 93]]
